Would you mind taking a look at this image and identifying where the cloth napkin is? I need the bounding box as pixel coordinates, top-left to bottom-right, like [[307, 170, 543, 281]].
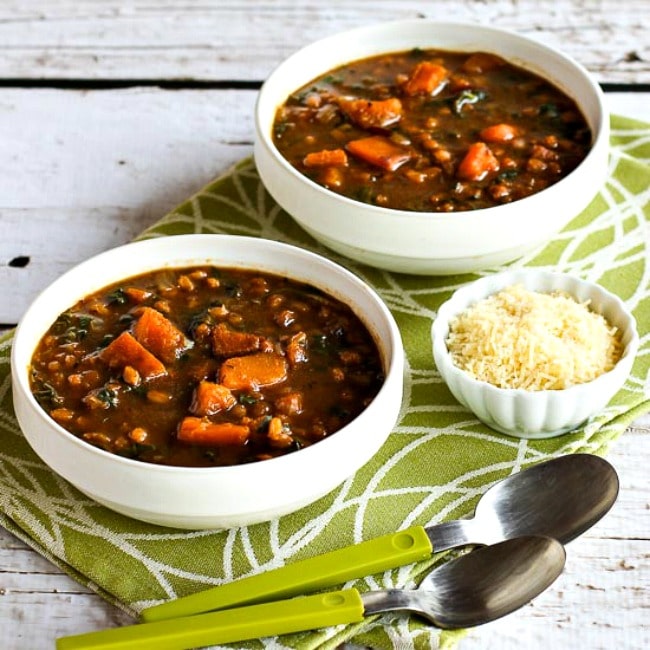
[[1, 114, 649, 649]]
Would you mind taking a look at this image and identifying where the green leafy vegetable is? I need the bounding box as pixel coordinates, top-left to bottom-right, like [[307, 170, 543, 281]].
[[452, 89, 487, 115], [33, 381, 63, 408]]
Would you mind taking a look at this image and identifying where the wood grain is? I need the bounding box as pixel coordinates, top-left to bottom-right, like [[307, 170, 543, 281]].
[[0, 1, 648, 83], [1, 91, 648, 325]]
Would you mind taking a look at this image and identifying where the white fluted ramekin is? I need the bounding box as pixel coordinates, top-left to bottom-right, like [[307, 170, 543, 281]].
[[431, 270, 639, 439]]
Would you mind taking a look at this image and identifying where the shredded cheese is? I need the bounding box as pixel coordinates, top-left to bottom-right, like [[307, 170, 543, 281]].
[[446, 284, 623, 390]]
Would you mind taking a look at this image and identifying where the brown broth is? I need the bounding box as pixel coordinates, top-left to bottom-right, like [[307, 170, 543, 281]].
[[272, 48, 591, 211], [29, 266, 384, 467]]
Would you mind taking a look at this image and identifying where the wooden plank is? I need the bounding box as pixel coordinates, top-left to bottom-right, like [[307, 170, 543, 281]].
[[0, 0, 648, 84], [1, 90, 648, 326], [0, 87, 255, 324]]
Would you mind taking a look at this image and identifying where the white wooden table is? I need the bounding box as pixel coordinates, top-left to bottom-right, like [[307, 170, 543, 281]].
[[1, 2, 648, 649]]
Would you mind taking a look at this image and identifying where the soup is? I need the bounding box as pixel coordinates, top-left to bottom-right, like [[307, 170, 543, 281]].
[[29, 266, 384, 467], [272, 48, 591, 212]]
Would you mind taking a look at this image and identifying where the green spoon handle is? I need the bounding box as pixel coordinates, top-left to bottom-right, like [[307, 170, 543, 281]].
[[57, 589, 365, 649], [141, 525, 432, 622]]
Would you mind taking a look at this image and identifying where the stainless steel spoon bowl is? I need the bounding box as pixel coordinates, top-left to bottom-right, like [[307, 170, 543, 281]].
[[362, 535, 566, 629], [428, 452, 619, 551], [57, 536, 566, 649]]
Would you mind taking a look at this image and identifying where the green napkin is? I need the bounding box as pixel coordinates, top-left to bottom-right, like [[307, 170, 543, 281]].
[[1, 114, 649, 649]]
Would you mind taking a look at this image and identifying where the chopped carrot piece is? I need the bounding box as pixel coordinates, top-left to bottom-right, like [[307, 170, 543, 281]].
[[461, 52, 505, 74], [402, 62, 448, 96], [321, 165, 344, 189], [212, 323, 263, 357], [338, 97, 403, 129], [219, 352, 288, 391], [100, 331, 166, 380], [177, 417, 250, 446], [133, 307, 192, 363], [190, 381, 237, 416], [346, 135, 411, 171], [303, 148, 348, 168], [123, 287, 152, 304], [457, 142, 500, 181], [479, 123, 519, 143]]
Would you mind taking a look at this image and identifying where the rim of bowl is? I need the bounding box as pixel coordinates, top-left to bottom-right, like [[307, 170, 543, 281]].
[[11, 234, 404, 476], [431, 270, 640, 397], [255, 18, 609, 229]]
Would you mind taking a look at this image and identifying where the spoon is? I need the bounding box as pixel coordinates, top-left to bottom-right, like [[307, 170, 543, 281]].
[[57, 536, 566, 649], [141, 453, 617, 622]]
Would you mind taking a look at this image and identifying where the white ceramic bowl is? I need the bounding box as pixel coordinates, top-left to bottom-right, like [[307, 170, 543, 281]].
[[254, 20, 609, 275], [432, 270, 638, 438], [11, 235, 404, 529]]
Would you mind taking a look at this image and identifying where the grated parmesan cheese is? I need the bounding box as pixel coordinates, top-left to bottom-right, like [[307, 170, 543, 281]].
[[446, 284, 623, 390]]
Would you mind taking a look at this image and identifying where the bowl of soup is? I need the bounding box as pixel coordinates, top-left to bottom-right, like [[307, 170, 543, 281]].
[[11, 235, 404, 529], [254, 20, 609, 274]]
